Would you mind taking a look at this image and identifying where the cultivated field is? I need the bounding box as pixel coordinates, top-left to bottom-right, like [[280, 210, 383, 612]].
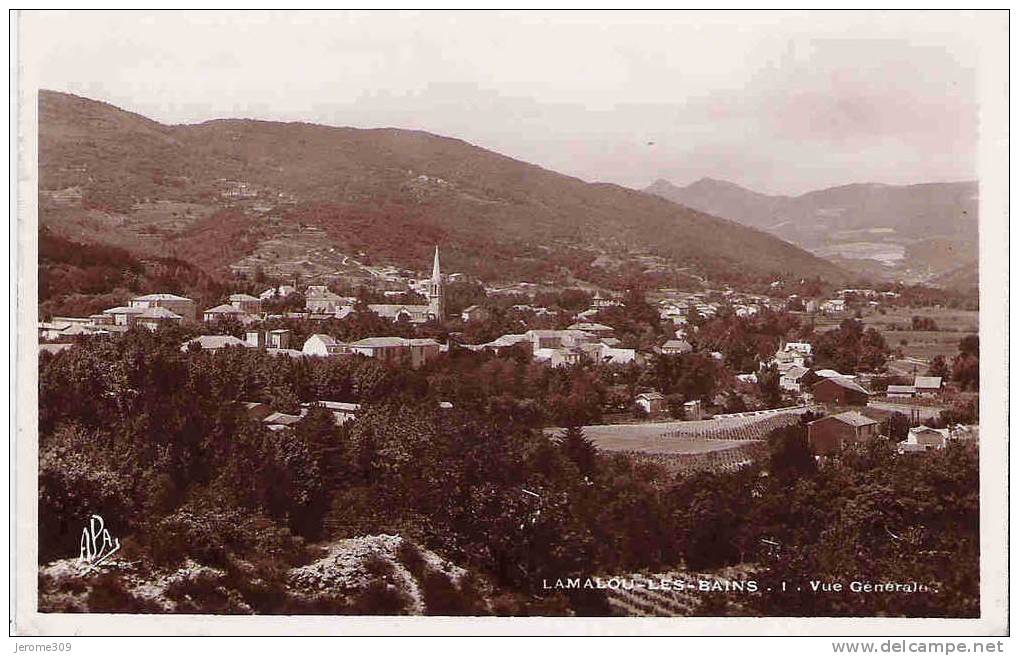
[[816, 306, 977, 366], [584, 431, 743, 455]]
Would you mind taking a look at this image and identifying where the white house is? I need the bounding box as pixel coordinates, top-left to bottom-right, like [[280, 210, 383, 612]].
[[914, 376, 943, 396], [898, 425, 952, 453], [886, 384, 917, 399], [779, 365, 809, 392], [820, 299, 847, 315], [659, 339, 693, 355], [302, 334, 350, 357], [635, 391, 666, 415]]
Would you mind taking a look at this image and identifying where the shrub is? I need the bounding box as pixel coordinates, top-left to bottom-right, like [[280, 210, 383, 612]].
[[348, 580, 412, 615], [86, 573, 162, 613], [165, 571, 248, 614]]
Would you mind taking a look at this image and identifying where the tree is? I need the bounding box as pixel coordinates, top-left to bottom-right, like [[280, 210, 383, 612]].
[[928, 355, 950, 380], [952, 354, 979, 391], [886, 412, 911, 441], [813, 318, 889, 373], [767, 422, 815, 481], [666, 393, 687, 420], [758, 363, 783, 408], [560, 425, 598, 477], [722, 392, 748, 414], [952, 334, 979, 390]]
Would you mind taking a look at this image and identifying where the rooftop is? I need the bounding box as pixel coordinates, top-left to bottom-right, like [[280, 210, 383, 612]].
[[204, 303, 248, 315], [182, 335, 249, 351], [816, 376, 871, 395], [302, 401, 361, 412], [103, 306, 146, 314], [784, 365, 809, 379], [819, 411, 880, 428], [351, 336, 410, 347], [567, 322, 614, 332], [137, 306, 182, 319], [133, 293, 192, 302]]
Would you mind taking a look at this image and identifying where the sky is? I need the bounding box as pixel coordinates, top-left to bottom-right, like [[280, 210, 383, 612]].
[[21, 10, 989, 195]]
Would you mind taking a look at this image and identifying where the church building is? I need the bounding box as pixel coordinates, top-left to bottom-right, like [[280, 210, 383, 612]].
[[367, 246, 445, 324]]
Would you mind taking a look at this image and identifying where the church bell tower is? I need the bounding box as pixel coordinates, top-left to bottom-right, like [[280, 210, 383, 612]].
[[428, 245, 444, 320]]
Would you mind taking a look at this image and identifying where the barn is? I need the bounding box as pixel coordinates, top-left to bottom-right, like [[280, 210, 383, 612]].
[[812, 376, 871, 406]]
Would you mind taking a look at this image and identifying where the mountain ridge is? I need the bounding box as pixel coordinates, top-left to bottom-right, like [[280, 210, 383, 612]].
[[646, 176, 977, 239], [39, 89, 849, 286]]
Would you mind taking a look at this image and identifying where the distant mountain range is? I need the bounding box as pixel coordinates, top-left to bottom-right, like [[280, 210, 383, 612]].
[[38, 90, 849, 288], [645, 177, 977, 246], [645, 178, 978, 287]]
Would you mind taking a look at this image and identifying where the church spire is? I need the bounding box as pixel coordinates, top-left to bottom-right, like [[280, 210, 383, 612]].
[[428, 245, 444, 320]]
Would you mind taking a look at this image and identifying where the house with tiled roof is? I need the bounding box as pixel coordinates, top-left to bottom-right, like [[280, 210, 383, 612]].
[[129, 293, 196, 322], [348, 336, 441, 368], [659, 339, 693, 355], [135, 306, 184, 331], [898, 425, 951, 453], [635, 391, 667, 416], [914, 376, 943, 396], [780, 365, 810, 392], [807, 411, 882, 456], [103, 306, 146, 326], [229, 293, 262, 314], [886, 384, 917, 399], [181, 335, 251, 352], [203, 303, 257, 326], [566, 322, 615, 335]]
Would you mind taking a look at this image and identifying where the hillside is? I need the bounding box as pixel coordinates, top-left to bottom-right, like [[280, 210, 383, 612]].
[[38, 90, 848, 287], [646, 177, 977, 285], [646, 177, 977, 242], [37, 228, 228, 319]]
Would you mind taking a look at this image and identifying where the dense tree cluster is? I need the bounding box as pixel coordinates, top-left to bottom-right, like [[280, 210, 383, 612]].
[[38, 327, 978, 616], [952, 335, 979, 391], [693, 308, 808, 373], [813, 318, 890, 373]]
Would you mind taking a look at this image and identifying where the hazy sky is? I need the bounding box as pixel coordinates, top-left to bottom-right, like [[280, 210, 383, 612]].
[[22, 10, 988, 194]]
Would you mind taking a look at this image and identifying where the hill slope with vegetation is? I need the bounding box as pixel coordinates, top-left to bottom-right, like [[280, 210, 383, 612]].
[[39, 90, 848, 287]]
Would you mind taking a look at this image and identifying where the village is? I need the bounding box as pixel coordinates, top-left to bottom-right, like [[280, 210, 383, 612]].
[[38, 244, 979, 464]]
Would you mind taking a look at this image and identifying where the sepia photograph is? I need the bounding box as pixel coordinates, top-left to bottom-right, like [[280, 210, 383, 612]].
[[10, 8, 1009, 637]]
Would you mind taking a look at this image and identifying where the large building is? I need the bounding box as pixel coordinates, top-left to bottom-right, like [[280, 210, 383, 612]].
[[347, 337, 441, 368], [301, 334, 441, 368], [129, 293, 196, 322]]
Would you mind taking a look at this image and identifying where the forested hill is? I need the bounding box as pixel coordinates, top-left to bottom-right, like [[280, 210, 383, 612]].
[[38, 90, 848, 285], [646, 177, 978, 249]]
